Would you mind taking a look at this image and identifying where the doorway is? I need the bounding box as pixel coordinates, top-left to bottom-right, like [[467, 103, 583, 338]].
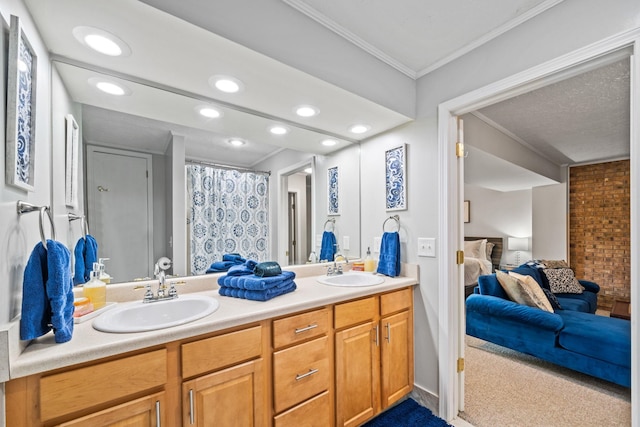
[[86, 146, 154, 282], [437, 37, 639, 421]]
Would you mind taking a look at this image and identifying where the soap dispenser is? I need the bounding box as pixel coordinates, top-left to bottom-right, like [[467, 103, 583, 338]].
[[83, 262, 107, 309], [97, 258, 111, 284], [364, 247, 376, 272]]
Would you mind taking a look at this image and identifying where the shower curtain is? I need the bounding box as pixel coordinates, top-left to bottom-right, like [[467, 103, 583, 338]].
[[187, 165, 269, 275]]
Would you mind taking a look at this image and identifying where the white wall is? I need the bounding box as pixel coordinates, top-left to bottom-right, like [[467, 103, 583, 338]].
[[464, 185, 533, 265], [532, 182, 568, 260]]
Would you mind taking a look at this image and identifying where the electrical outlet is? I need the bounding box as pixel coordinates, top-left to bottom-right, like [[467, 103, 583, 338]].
[[418, 237, 436, 257]]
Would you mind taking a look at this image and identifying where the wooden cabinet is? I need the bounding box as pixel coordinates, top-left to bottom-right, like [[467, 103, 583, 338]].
[[334, 288, 414, 427], [271, 307, 333, 426]]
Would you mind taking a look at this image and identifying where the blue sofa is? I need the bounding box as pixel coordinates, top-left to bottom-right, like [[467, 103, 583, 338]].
[[466, 266, 631, 387]]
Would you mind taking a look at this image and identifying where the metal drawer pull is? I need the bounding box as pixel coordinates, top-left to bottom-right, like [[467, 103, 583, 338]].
[[189, 389, 195, 425], [295, 368, 319, 381], [385, 322, 391, 343], [294, 324, 318, 334], [374, 325, 379, 346], [155, 400, 161, 427]]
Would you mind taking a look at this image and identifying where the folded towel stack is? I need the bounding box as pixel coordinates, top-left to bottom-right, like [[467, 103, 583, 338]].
[[319, 231, 337, 262], [376, 231, 401, 277], [73, 234, 98, 285], [218, 269, 296, 301], [21, 240, 75, 343], [206, 253, 247, 273]]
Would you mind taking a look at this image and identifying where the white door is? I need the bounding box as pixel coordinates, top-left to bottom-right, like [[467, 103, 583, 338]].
[[86, 146, 153, 282], [456, 118, 466, 412]]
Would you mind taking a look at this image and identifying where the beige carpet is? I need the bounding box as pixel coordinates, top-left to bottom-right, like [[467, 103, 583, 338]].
[[460, 335, 631, 427]]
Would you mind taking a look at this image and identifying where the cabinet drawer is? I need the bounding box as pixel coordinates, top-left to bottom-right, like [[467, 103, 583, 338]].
[[40, 349, 167, 422], [273, 307, 330, 349], [380, 288, 412, 316], [182, 325, 262, 378], [274, 390, 330, 427], [334, 296, 377, 329], [273, 336, 330, 413]]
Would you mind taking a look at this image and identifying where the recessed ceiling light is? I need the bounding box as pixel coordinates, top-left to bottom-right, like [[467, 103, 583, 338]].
[[349, 124, 371, 134], [197, 106, 222, 118], [295, 105, 319, 117], [270, 125, 289, 135], [88, 77, 131, 96], [209, 75, 243, 93], [228, 138, 246, 147], [72, 26, 131, 57], [321, 139, 338, 147]]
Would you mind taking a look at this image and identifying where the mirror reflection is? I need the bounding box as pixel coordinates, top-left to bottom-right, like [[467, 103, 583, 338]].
[[53, 64, 361, 283]]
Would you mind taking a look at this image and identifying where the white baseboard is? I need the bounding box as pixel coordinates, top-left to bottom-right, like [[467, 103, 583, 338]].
[[410, 384, 439, 415]]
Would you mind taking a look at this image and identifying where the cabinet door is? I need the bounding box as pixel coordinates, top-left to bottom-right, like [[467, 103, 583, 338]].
[[335, 321, 379, 427], [380, 310, 413, 409], [58, 392, 165, 427], [183, 359, 264, 427]]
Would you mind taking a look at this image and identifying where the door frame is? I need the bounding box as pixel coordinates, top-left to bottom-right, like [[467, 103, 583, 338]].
[[437, 29, 640, 422]]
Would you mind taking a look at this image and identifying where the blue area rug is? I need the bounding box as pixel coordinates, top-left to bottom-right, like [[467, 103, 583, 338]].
[[362, 399, 453, 427]]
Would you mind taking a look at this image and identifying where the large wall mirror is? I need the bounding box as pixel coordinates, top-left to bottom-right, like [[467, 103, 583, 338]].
[[51, 61, 361, 283]]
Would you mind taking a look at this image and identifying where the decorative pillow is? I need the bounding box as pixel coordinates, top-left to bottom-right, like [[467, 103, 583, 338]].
[[542, 288, 563, 310], [541, 259, 569, 269], [464, 239, 487, 260], [485, 242, 495, 263], [496, 271, 553, 312], [508, 272, 554, 312], [543, 268, 584, 294]]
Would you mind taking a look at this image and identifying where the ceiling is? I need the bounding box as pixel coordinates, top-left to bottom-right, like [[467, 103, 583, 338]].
[[24, 0, 630, 186]]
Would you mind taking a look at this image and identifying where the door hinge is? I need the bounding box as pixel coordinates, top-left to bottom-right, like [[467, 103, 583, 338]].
[[457, 357, 465, 373], [456, 250, 464, 265], [456, 142, 464, 158]]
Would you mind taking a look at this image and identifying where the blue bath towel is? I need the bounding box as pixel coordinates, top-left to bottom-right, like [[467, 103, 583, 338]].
[[21, 240, 75, 343], [73, 234, 98, 285], [206, 254, 249, 273], [219, 280, 296, 301], [227, 260, 258, 276], [376, 232, 401, 277], [319, 231, 337, 262], [222, 253, 246, 263], [218, 270, 296, 290]]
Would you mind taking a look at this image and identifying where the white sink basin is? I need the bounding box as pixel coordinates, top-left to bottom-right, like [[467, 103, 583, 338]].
[[316, 272, 385, 287], [93, 294, 219, 333]]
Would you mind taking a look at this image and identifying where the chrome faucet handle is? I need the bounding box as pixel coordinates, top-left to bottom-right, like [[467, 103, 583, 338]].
[[337, 264, 343, 274], [134, 283, 155, 302], [326, 265, 334, 276]]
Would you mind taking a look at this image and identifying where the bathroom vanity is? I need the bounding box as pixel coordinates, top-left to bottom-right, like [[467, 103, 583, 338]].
[[5, 264, 417, 426]]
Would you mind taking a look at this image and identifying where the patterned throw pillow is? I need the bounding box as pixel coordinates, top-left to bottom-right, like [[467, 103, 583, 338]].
[[542, 288, 563, 310], [508, 272, 554, 312], [543, 268, 584, 294]]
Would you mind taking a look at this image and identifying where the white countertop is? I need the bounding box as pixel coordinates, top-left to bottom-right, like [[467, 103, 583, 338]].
[[8, 263, 418, 379]]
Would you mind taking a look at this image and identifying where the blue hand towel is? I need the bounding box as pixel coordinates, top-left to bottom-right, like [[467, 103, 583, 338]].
[[218, 271, 296, 290], [222, 253, 246, 263], [227, 259, 258, 276], [73, 234, 98, 285], [219, 280, 297, 301], [319, 231, 337, 262], [21, 240, 75, 343], [376, 232, 401, 277], [206, 261, 236, 273]]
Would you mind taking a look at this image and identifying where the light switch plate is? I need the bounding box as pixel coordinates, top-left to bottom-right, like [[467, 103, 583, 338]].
[[373, 236, 382, 253], [343, 236, 350, 251], [418, 237, 436, 257]]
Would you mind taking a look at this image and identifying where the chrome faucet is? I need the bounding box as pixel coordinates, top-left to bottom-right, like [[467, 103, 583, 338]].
[[138, 257, 177, 303], [326, 261, 343, 276]]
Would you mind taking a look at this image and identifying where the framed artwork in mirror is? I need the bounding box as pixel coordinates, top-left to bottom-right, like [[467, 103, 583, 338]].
[[385, 143, 406, 211], [65, 114, 79, 207], [464, 200, 470, 223], [6, 15, 38, 192], [328, 166, 339, 215]]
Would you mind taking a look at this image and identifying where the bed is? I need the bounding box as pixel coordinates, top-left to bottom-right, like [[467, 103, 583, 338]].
[[464, 237, 503, 298]]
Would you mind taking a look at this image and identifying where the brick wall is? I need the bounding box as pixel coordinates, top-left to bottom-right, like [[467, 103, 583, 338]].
[[569, 160, 630, 310]]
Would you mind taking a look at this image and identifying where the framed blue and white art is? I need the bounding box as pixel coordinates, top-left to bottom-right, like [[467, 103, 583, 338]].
[[385, 144, 407, 211], [6, 15, 38, 192], [327, 166, 339, 215]]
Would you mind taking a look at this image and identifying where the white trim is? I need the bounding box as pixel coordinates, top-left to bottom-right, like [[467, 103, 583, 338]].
[[438, 28, 640, 424]]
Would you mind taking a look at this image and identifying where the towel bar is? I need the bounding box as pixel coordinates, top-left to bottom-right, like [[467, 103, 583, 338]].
[[383, 215, 400, 232], [68, 212, 90, 239], [17, 201, 56, 249]]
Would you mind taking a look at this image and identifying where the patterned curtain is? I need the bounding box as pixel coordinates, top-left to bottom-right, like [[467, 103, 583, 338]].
[[186, 165, 269, 275]]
